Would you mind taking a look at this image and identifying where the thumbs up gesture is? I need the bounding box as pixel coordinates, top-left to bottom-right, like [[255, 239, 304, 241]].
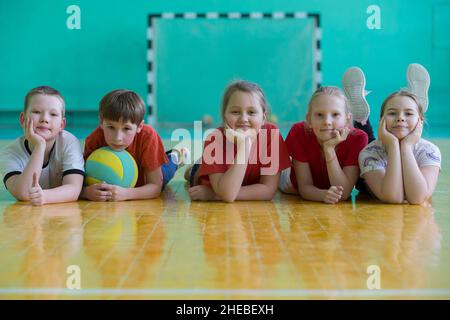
[[29, 173, 45, 206]]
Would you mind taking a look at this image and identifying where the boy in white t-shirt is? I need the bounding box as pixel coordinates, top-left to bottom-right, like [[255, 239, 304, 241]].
[[0, 86, 84, 205]]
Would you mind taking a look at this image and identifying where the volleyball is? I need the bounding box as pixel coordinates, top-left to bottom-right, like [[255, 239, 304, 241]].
[[85, 147, 138, 188]]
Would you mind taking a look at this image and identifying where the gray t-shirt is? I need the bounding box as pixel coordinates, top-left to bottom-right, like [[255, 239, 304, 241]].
[[359, 139, 441, 177], [0, 130, 85, 189]]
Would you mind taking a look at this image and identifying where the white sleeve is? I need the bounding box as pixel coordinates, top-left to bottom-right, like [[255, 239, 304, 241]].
[[358, 143, 387, 176], [62, 132, 85, 176], [416, 142, 441, 169], [0, 142, 27, 185]]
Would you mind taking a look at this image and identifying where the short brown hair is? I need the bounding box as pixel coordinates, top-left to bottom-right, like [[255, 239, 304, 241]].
[[24, 86, 65, 116], [380, 90, 424, 120], [99, 89, 145, 125], [221, 80, 269, 120]]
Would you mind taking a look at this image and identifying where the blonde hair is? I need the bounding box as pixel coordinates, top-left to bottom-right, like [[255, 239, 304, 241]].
[[99, 89, 145, 125], [380, 90, 424, 121], [24, 86, 65, 116], [221, 80, 269, 121], [305, 86, 351, 126]]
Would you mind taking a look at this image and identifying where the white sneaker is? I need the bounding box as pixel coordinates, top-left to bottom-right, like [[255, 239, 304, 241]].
[[342, 67, 370, 125], [407, 63, 430, 112]]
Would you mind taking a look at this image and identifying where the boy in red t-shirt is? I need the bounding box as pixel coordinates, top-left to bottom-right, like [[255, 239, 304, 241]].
[[81, 89, 187, 201]]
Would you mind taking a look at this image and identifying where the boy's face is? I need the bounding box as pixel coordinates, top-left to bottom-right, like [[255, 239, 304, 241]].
[[100, 118, 143, 151], [20, 94, 66, 142]]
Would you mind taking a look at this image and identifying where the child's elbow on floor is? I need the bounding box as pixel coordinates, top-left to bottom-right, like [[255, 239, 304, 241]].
[[150, 190, 162, 199], [384, 197, 405, 204], [219, 191, 237, 203], [264, 189, 277, 201], [10, 189, 29, 202], [379, 190, 404, 204], [298, 190, 309, 201], [407, 195, 428, 205], [222, 195, 236, 203]]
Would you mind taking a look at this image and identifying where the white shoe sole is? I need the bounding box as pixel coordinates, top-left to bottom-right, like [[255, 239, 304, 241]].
[[342, 67, 370, 124], [407, 63, 430, 112]]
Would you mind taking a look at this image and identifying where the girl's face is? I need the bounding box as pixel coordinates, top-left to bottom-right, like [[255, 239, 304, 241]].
[[308, 95, 350, 143], [223, 90, 266, 132], [383, 96, 421, 140]]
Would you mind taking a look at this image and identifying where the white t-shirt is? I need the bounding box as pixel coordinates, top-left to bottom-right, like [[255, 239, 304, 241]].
[[359, 139, 441, 177], [0, 130, 85, 189]]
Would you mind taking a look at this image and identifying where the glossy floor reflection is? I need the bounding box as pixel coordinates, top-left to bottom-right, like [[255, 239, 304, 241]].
[[0, 140, 450, 299]]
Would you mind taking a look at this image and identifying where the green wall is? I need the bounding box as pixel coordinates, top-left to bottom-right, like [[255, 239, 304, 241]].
[[155, 17, 314, 123], [0, 0, 449, 135]]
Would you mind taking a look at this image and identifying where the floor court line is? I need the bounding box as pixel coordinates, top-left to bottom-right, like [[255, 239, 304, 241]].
[[0, 288, 450, 298]]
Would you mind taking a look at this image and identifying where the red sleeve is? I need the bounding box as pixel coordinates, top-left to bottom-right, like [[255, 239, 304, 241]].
[[277, 132, 292, 172], [260, 124, 291, 174], [285, 122, 308, 163], [83, 127, 105, 160], [139, 127, 168, 172], [198, 128, 228, 177], [342, 129, 368, 166]]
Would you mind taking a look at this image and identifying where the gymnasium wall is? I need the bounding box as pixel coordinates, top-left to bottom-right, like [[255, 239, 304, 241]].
[[0, 0, 448, 136]]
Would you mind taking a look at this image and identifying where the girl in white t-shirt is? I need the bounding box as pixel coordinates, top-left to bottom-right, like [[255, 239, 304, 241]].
[[359, 83, 441, 204]]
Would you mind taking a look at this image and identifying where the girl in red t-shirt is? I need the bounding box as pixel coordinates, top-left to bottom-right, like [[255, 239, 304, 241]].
[[281, 86, 368, 204], [184, 80, 291, 202]]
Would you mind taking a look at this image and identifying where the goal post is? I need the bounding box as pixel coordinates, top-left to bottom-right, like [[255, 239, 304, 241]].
[[147, 12, 321, 126]]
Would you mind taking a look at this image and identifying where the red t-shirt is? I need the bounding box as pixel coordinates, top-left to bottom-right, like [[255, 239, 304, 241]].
[[285, 121, 368, 190], [84, 125, 168, 187], [198, 123, 291, 187]]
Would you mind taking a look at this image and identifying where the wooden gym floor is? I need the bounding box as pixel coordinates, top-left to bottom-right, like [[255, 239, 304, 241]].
[[0, 139, 450, 300]]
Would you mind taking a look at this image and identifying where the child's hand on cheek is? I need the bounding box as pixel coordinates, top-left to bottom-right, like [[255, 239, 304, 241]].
[[238, 127, 258, 142], [378, 116, 398, 147], [224, 123, 255, 147], [24, 117, 46, 147], [402, 119, 423, 148], [323, 127, 350, 150]]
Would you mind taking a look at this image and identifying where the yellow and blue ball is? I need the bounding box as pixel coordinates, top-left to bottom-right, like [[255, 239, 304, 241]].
[[85, 147, 138, 188]]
